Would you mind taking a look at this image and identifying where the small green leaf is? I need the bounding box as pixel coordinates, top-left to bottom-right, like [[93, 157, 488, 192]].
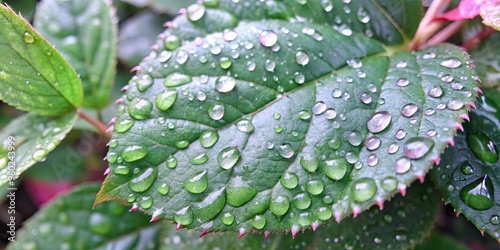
[[99, 0, 478, 233], [0, 4, 82, 115], [8, 183, 163, 250], [34, 0, 117, 109], [470, 33, 500, 88], [0, 111, 77, 186], [431, 92, 500, 241]]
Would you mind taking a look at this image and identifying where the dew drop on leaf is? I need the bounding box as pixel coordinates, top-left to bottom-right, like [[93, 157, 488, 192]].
[[189, 153, 208, 165], [312, 101, 327, 115], [295, 50, 309, 66], [388, 142, 399, 154], [221, 212, 235, 225], [139, 196, 153, 209], [175, 50, 189, 64], [395, 157, 411, 174], [323, 158, 347, 180], [259, 31, 278, 47], [219, 57, 232, 69], [346, 130, 363, 146], [467, 133, 499, 163], [278, 143, 295, 158], [216, 76, 236, 92], [292, 193, 312, 209], [490, 215, 500, 225], [113, 165, 130, 175], [157, 183, 170, 195], [187, 4, 206, 21], [194, 187, 226, 222], [183, 171, 208, 194], [166, 155, 178, 169], [367, 111, 391, 133], [129, 167, 157, 193], [351, 178, 377, 202], [155, 90, 178, 111], [122, 146, 148, 162], [298, 110, 312, 120], [114, 119, 135, 133], [174, 206, 194, 225], [447, 99, 464, 110], [317, 206, 332, 220], [217, 147, 241, 170], [367, 154, 379, 166], [395, 78, 409, 87], [306, 179, 324, 195], [24, 31, 35, 44], [264, 59, 276, 72], [364, 136, 381, 150], [460, 176, 494, 210], [440, 58, 462, 69], [164, 73, 192, 87], [428, 85, 443, 98], [137, 74, 154, 92], [460, 161, 474, 175], [280, 172, 298, 189], [403, 137, 434, 159], [300, 154, 319, 172], [401, 103, 419, 117], [128, 98, 153, 120], [381, 177, 398, 192], [236, 119, 254, 133], [164, 35, 181, 50], [270, 195, 290, 216], [226, 177, 258, 207], [199, 130, 219, 148], [208, 103, 225, 120], [252, 215, 266, 229]]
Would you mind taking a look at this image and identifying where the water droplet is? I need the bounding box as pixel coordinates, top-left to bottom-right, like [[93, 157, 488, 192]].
[[122, 146, 148, 162], [174, 206, 194, 225], [252, 215, 266, 229], [460, 161, 474, 175], [367, 154, 379, 166], [447, 99, 464, 110], [273, 113, 281, 120], [222, 212, 235, 225], [293, 193, 311, 209], [175, 140, 190, 149], [396, 61, 407, 68], [89, 213, 112, 235], [427, 129, 437, 137], [403, 137, 434, 159], [428, 86, 443, 98], [300, 154, 319, 172], [194, 187, 226, 222], [274, 125, 284, 133], [259, 31, 278, 47], [460, 176, 494, 210], [158, 51, 172, 62], [351, 178, 377, 202], [164, 73, 192, 87], [247, 61, 256, 71], [332, 88, 342, 98], [264, 59, 276, 72], [24, 32, 34, 44], [219, 57, 232, 69], [128, 98, 153, 120], [306, 179, 324, 195], [278, 143, 295, 159], [422, 52, 436, 59], [183, 171, 208, 194], [298, 110, 311, 120], [365, 136, 381, 150], [323, 158, 347, 180], [401, 103, 418, 117], [129, 167, 157, 192], [321, 0, 333, 12], [381, 177, 398, 192], [218, 147, 241, 170], [270, 195, 290, 216], [467, 133, 498, 163], [175, 50, 189, 64], [360, 93, 372, 104], [236, 119, 254, 133], [208, 103, 225, 120], [295, 50, 309, 66], [395, 157, 411, 174], [226, 177, 258, 207], [440, 58, 462, 68], [313, 101, 327, 115], [187, 4, 206, 21], [356, 7, 371, 23], [215, 76, 236, 93], [325, 109, 337, 119], [200, 130, 218, 148], [166, 155, 178, 169], [367, 111, 391, 133], [490, 215, 500, 225], [155, 90, 178, 111], [395, 129, 407, 140], [137, 74, 154, 91], [164, 35, 181, 50], [396, 78, 409, 87], [388, 142, 399, 154], [346, 130, 363, 146], [157, 183, 170, 195], [113, 165, 130, 175], [114, 119, 135, 133], [190, 153, 208, 165], [281, 172, 298, 189]]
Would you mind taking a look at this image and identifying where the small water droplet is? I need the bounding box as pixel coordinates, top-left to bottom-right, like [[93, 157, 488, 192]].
[[200, 130, 219, 148], [175, 50, 189, 64], [306, 179, 324, 195], [365, 136, 381, 150], [209, 103, 225, 120], [189, 153, 208, 165], [164, 35, 181, 50], [298, 110, 312, 120], [137, 74, 154, 92], [312, 101, 327, 115], [184, 171, 208, 194], [428, 86, 443, 98], [395, 129, 407, 140], [166, 155, 178, 169], [300, 154, 319, 172], [403, 137, 434, 159], [292, 193, 311, 209], [401, 104, 418, 117], [236, 119, 254, 133], [164, 73, 192, 87], [321, 0, 333, 12], [323, 158, 347, 180], [395, 157, 411, 174], [332, 88, 342, 98], [175, 140, 190, 149], [222, 212, 235, 225], [187, 4, 206, 21], [174, 206, 194, 226], [218, 147, 241, 170], [226, 177, 258, 207], [155, 90, 178, 111], [460, 176, 494, 210], [440, 58, 462, 68], [351, 178, 377, 202], [360, 93, 372, 104], [490, 215, 500, 225], [367, 154, 379, 166], [356, 7, 371, 23], [281, 172, 298, 189], [113, 165, 130, 175], [216, 76, 236, 93], [346, 130, 363, 146], [129, 167, 157, 192], [295, 50, 309, 66], [467, 133, 499, 163], [447, 99, 464, 110], [252, 215, 266, 229], [367, 111, 391, 133], [259, 31, 278, 47], [278, 143, 295, 159], [128, 98, 153, 120], [396, 78, 409, 87], [460, 161, 474, 175], [122, 146, 148, 162], [381, 177, 398, 192], [396, 61, 407, 68], [441, 75, 454, 83], [388, 142, 399, 154], [270, 195, 290, 216]]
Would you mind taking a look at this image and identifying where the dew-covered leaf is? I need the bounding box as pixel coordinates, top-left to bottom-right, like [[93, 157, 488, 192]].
[[469, 32, 500, 88], [98, 0, 478, 233], [8, 183, 164, 250], [34, 0, 117, 109], [0, 4, 82, 115], [430, 92, 500, 241], [0, 111, 77, 187]]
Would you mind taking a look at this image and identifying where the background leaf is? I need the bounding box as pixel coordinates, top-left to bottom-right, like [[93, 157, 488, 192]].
[[0, 4, 82, 115], [34, 0, 117, 109], [9, 183, 164, 250], [0, 111, 78, 186], [98, 0, 479, 234], [120, 0, 196, 14], [416, 232, 468, 250], [469, 32, 500, 88], [431, 91, 500, 241]]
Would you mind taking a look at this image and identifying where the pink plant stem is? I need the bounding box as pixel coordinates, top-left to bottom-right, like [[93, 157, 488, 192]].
[[410, 0, 451, 50], [420, 20, 464, 49], [462, 27, 496, 50], [78, 110, 111, 140]]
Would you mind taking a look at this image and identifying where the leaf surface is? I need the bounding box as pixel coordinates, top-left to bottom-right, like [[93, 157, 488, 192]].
[[469, 32, 500, 88], [121, 0, 196, 14], [34, 0, 117, 109], [431, 91, 500, 241], [0, 4, 82, 115], [0, 111, 77, 186], [98, 0, 478, 233]]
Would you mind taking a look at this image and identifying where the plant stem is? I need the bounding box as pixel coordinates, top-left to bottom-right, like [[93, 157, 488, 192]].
[[420, 20, 464, 49], [410, 0, 451, 50], [78, 110, 111, 140], [462, 27, 495, 50]]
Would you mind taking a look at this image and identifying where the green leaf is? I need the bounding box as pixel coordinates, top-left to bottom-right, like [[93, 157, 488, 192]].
[[9, 183, 164, 250], [24, 144, 85, 181], [469, 33, 500, 88], [416, 232, 468, 250], [118, 10, 169, 67], [33, 0, 117, 109], [98, 0, 478, 233], [121, 0, 196, 14], [431, 92, 500, 241], [160, 178, 440, 249], [0, 4, 83, 115], [4, 0, 37, 20], [0, 111, 78, 187]]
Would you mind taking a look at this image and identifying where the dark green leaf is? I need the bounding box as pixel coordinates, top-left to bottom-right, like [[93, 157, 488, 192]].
[[431, 93, 500, 241], [4, 0, 37, 20], [0, 4, 83, 115], [34, 0, 117, 109], [121, 0, 196, 14], [24, 144, 85, 181], [0, 111, 78, 186], [99, 0, 478, 233], [9, 183, 163, 250], [470, 33, 500, 88], [416, 232, 469, 250]]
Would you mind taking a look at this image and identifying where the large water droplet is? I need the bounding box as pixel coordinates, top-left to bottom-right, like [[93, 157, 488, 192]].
[[128, 98, 153, 120], [278, 143, 295, 159], [176, 50, 188, 64], [183, 171, 208, 194], [226, 177, 258, 207], [222, 212, 235, 225], [252, 215, 266, 229], [218, 147, 241, 170], [401, 104, 418, 117], [367, 154, 379, 166], [395, 157, 411, 174], [356, 7, 371, 23], [381, 177, 398, 192], [137, 74, 154, 92], [219, 57, 232, 69], [460, 176, 494, 210], [157, 183, 170, 195], [298, 110, 311, 120], [490, 215, 500, 225], [155, 90, 178, 111], [187, 4, 206, 21], [114, 165, 130, 175], [367, 111, 391, 133], [270, 195, 290, 216], [306, 179, 324, 195], [292, 193, 311, 209], [440, 58, 462, 68], [164, 73, 192, 87], [236, 119, 254, 133], [216, 76, 236, 92], [264, 59, 276, 72], [194, 187, 226, 222], [428, 85, 443, 98], [321, 0, 333, 12], [312, 101, 327, 115], [174, 206, 194, 226], [300, 154, 319, 172], [295, 50, 310, 66], [280, 172, 298, 189], [259, 31, 278, 47], [396, 78, 409, 87], [351, 178, 377, 202], [447, 99, 464, 110], [208, 103, 225, 120], [200, 130, 219, 148], [323, 158, 347, 180], [129, 167, 157, 192], [467, 133, 498, 163], [403, 137, 434, 159], [189, 153, 208, 165], [317, 206, 332, 221], [122, 146, 148, 162], [164, 35, 181, 50], [114, 119, 135, 133]]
